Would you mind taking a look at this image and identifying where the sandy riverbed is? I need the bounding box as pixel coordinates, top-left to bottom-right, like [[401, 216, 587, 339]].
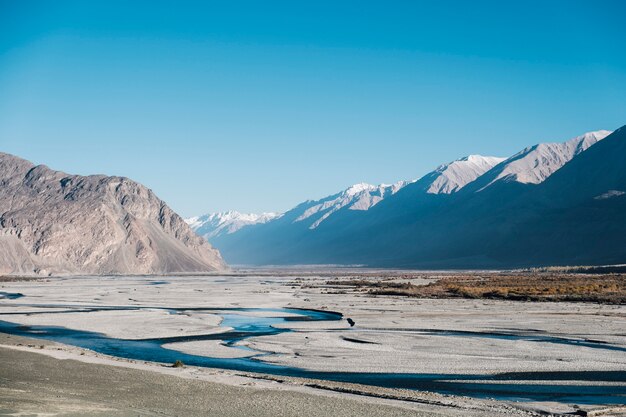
[[0, 271, 625, 416]]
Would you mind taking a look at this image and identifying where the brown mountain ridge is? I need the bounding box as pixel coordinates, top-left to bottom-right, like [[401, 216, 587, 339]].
[[0, 152, 226, 275]]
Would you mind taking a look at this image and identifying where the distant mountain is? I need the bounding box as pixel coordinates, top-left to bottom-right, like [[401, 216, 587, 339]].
[[445, 127, 626, 268], [188, 180, 411, 244], [0, 153, 226, 275], [209, 128, 621, 268], [186, 211, 280, 240], [423, 155, 506, 194], [503, 126, 626, 265], [292, 181, 409, 229], [210, 154, 504, 264], [470, 130, 611, 191]]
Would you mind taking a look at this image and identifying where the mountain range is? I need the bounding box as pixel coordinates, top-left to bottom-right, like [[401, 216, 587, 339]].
[[186, 211, 280, 240], [189, 128, 624, 268], [0, 153, 226, 275]]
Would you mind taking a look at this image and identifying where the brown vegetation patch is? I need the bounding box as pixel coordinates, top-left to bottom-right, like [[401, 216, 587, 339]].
[[386, 274, 626, 304], [0, 276, 44, 283], [326, 274, 626, 304]]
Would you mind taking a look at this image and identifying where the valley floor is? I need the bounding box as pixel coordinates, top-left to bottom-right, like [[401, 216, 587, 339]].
[[0, 270, 625, 416]]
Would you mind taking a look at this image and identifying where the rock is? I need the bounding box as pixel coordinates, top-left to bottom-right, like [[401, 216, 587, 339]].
[[0, 152, 226, 275]]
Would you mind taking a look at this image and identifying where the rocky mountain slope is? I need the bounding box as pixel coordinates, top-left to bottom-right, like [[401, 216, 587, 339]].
[[0, 153, 226, 275]]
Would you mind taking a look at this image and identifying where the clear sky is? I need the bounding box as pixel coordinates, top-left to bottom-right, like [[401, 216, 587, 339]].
[[1, 1, 625, 216]]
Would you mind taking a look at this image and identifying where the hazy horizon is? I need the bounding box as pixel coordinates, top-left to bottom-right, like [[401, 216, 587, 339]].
[[1, 1, 625, 216]]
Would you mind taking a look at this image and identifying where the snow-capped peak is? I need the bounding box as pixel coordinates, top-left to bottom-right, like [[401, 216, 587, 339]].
[[295, 180, 410, 229], [345, 182, 377, 196], [426, 154, 506, 194], [480, 130, 612, 189], [186, 211, 281, 240]]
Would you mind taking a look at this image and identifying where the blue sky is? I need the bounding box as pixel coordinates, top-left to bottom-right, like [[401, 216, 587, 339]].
[[1, 1, 625, 216]]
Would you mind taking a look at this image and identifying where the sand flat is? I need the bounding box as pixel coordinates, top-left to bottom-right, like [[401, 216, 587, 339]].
[[162, 340, 257, 358], [2, 308, 225, 340]]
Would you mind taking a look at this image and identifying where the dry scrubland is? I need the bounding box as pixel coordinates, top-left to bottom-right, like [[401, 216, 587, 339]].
[[325, 272, 626, 303]]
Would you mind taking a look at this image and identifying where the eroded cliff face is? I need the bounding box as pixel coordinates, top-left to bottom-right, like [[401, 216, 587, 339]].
[[0, 152, 226, 275]]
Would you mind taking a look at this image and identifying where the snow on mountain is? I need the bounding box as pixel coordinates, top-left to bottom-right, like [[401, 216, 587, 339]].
[[425, 155, 506, 194], [186, 211, 281, 240], [295, 181, 409, 229], [199, 153, 502, 235], [594, 190, 625, 200], [479, 130, 612, 190]]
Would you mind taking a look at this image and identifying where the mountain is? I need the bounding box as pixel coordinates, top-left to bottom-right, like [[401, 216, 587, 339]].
[[337, 128, 622, 268], [292, 181, 409, 230], [202, 180, 412, 264], [492, 126, 626, 266], [210, 128, 621, 268], [366, 154, 506, 219], [191, 180, 410, 242], [211, 154, 504, 264], [423, 155, 506, 194], [0, 153, 226, 275], [469, 130, 611, 192], [186, 211, 280, 240]]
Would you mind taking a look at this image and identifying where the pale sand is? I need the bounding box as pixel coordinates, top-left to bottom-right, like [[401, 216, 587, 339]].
[[2, 307, 226, 339], [162, 339, 256, 358]]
